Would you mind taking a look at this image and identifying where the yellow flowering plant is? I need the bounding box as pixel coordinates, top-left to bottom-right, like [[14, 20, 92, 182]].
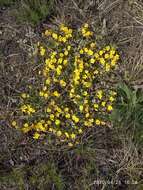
[[11, 23, 120, 147]]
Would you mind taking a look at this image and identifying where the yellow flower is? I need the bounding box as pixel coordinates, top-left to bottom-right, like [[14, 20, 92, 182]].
[[43, 86, 47, 91], [49, 127, 53, 132], [45, 30, 51, 36], [90, 42, 96, 48], [79, 49, 84, 54], [40, 47, 45, 56], [72, 115, 79, 123], [56, 66, 62, 75], [95, 119, 101, 125], [52, 129, 56, 133], [104, 53, 109, 59], [33, 132, 40, 139], [67, 45, 71, 50], [110, 50, 115, 55], [84, 99, 88, 104], [57, 130, 62, 137], [89, 118, 94, 123], [46, 108, 51, 113], [84, 23, 89, 28], [84, 31, 93, 37], [109, 96, 115, 102], [105, 64, 110, 72], [50, 114, 55, 120], [60, 80, 66, 87], [94, 53, 99, 59], [111, 59, 116, 66], [101, 101, 106, 107], [24, 123, 29, 127], [101, 121, 106, 125], [52, 33, 58, 40], [97, 90, 103, 99], [27, 106, 35, 114], [105, 46, 110, 51], [11, 121, 18, 129], [60, 24, 66, 31], [35, 123, 46, 132], [64, 50, 68, 56], [53, 91, 60, 97], [111, 91, 117, 96], [56, 107, 62, 113], [44, 93, 48, 98], [20, 105, 27, 112], [55, 119, 60, 125], [84, 120, 92, 127], [45, 78, 51, 85], [68, 142, 73, 147], [85, 113, 90, 118], [84, 47, 88, 53], [90, 58, 95, 63], [51, 100, 55, 105], [79, 105, 83, 111], [21, 93, 27, 99], [94, 70, 99, 74], [64, 107, 69, 112], [39, 91, 44, 96], [99, 50, 104, 56], [83, 91, 88, 96], [84, 82, 91, 88], [87, 49, 93, 56], [62, 37, 67, 43], [47, 120, 51, 125], [78, 129, 83, 134], [94, 104, 99, 110], [109, 53, 114, 59], [63, 59, 68, 65], [75, 141, 79, 145], [22, 127, 31, 133], [99, 58, 105, 65], [82, 28, 86, 34], [55, 112, 60, 117], [59, 52, 64, 57], [71, 133, 76, 139], [21, 104, 35, 114], [65, 113, 70, 119], [107, 105, 113, 111], [12, 121, 17, 127], [58, 58, 63, 64], [65, 132, 69, 138], [115, 54, 119, 60]]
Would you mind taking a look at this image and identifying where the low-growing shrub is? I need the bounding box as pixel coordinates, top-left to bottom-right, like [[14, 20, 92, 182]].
[[0, 0, 16, 6], [110, 83, 143, 143], [11, 23, 120, 147], [0, 162, 64, 190], [16, 0, 56, 25]]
